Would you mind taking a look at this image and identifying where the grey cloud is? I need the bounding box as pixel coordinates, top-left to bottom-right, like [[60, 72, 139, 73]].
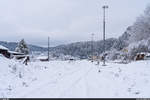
[[0, 0, 149, 46]]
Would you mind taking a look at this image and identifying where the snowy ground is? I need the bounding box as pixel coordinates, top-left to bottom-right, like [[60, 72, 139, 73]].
[[0, 55, 150, 98]]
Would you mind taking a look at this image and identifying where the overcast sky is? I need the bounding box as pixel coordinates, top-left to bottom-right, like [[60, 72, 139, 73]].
[[0, 0, 150, 47]]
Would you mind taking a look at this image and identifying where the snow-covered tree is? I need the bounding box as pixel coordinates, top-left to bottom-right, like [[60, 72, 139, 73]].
[[15, 39, 29, 55], [128, 5, 150, 42]]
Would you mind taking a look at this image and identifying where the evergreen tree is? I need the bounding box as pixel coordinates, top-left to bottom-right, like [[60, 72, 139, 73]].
[[15, 39, 29, 55]]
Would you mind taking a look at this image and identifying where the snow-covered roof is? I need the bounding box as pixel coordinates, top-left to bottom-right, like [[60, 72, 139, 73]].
[[14, 55, 29, 58], [36, 56, 48, 60], [137, 52, 145, 55], [146, 53, 150, 56], [0, 45, 9, 50], [8, 51, 24, 55], [136, 52, 150, 57]]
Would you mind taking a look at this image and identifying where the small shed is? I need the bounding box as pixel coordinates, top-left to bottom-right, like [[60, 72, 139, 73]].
[[0, 45, 27, 59], [36, 56, 48, 61], [0, 45, 10, 58]]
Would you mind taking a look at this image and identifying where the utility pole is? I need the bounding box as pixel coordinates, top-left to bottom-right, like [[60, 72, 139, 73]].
[[91, 33, 94, 62], [48, 36, 50, 61], [86, 40, 89, 60], [102, 5, 108, 66]]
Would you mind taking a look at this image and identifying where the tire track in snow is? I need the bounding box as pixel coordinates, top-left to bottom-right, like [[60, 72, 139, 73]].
[[59, 65, 93, 97]]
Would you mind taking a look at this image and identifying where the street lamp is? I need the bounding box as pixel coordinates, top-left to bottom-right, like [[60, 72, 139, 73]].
[[102, 5, 108, 66], [91, 33, 94, 62]]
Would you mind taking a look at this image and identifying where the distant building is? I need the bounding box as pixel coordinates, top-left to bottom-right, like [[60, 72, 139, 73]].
[[135, 52, 150, 61]]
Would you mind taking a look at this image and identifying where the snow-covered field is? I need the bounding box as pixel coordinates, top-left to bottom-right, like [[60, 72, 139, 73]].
[[0, 55, 150, 98]]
